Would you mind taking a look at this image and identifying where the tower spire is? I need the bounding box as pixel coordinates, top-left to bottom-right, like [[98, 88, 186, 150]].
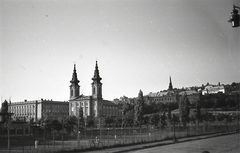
[[70, 64, 79, 84], [92, 61, 102, 83], [91, 61, 103, 117], [168, 76, 173, 90], [70, 64, 80, 100]]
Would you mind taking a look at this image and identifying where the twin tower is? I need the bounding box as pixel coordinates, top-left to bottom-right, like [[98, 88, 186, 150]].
[[69, 61, 102, 100], [69, 61, 103, 118]]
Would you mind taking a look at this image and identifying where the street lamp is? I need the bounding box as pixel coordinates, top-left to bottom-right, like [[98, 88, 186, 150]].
[[228, 4, 240, 27]]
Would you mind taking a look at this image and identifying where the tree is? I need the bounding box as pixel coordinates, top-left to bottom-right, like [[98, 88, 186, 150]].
[[1, 100, 8, 113], [134, 90, 145, 127], [160, 113, 167, 128], [38, 117, 52, 134], [64, 116, 77, 134], [104, 116, 114, 127], [149, 113, 160, 127], [124, 111, 134, 126], [0, 100, 9, 124], [51, 119, 62, 133], [122, 103, 133, 115], [178, 93, 190, 127], [86, 119, 95, 128]]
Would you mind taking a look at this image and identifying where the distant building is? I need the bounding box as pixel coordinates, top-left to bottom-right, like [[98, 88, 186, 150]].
[[201, 83, 225, 95], [145, 90, 178, 103], [8, 99, 68, 122], [69, 61, 120, 119], [145, 76, 178, 103], [145, 77, 201, 105]]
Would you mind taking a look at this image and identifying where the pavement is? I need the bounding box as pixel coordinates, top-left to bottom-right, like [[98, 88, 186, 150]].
[[75, 131, 239, 153]]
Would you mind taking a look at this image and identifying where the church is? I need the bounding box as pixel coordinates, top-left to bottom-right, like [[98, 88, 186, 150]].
[[69, 61, 120, 119]]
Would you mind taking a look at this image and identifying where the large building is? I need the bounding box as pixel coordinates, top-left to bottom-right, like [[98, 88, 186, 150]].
[[201, 83, 225, 95], [9, 99, 68, 122], [145, 76, 178, 103], [144, 76, 201, 105], [69, 61, 120, 119]]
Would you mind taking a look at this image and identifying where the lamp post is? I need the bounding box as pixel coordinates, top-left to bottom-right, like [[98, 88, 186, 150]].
[[228, 4, 240, 27]]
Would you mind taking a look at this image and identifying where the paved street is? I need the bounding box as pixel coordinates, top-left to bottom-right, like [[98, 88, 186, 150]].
[[127, 133, 240, 153]]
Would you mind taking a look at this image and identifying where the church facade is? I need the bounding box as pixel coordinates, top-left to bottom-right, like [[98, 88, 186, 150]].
[[69, 61, 120, 119]]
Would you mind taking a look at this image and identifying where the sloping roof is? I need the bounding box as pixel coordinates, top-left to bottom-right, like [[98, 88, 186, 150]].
[[179, 90, 198, 95], [70, 95, 91, 101], [147, 91, 174, 97]]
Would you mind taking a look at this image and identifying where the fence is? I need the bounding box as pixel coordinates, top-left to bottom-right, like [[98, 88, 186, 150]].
[[0, 120, 239, 153]]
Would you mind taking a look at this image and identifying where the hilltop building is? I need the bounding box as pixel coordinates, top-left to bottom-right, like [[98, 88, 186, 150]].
[[200, 83, 225, 95], [145, 76, 178, 103], [8, 99, 68, 122], [145, 76, 201, 105], [69, 61, 120, 119]]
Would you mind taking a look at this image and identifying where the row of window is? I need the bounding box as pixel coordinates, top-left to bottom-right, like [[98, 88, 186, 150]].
[[76, 102, 89, 107], [153, 97, 174, 101], [103, 106, 118, 110]]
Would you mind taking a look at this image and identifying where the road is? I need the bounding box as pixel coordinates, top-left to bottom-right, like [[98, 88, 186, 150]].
[[126, 133, 240, 153]]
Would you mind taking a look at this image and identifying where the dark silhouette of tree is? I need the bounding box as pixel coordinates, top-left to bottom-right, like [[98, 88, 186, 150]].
[[149, 113, 160, 127], [160, 113, 167, 128], [1, 100, 8, 113], [104, 116, 114, 127], [178, 93, 190, 127], [86, 119, 95, 127], [38, 117, 52, 134], [124, 111, 134, 126], [0, 100, 9, 123], [134, 90, 145, 127], [51, 119, 62, 133], [61, 116, 77, 134], [122, 103, 133, 115]]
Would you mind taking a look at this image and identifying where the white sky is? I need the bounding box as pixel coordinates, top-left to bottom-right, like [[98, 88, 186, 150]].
[[1, 0, 240, 102]]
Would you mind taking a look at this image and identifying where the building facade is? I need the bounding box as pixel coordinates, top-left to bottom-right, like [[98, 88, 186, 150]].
[[145, 76, 178, 103], [69, 61, 120, 119], [9, 99, 68, 122], [144, 76, 201, 105], [201, 83, 225, 95]]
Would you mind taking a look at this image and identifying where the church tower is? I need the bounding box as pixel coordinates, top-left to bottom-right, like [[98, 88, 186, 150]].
[[168, 76, 173, 91], [91, 61, 102, 99], [70, 64, 80, 100], [91, 61, 102, 117]]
